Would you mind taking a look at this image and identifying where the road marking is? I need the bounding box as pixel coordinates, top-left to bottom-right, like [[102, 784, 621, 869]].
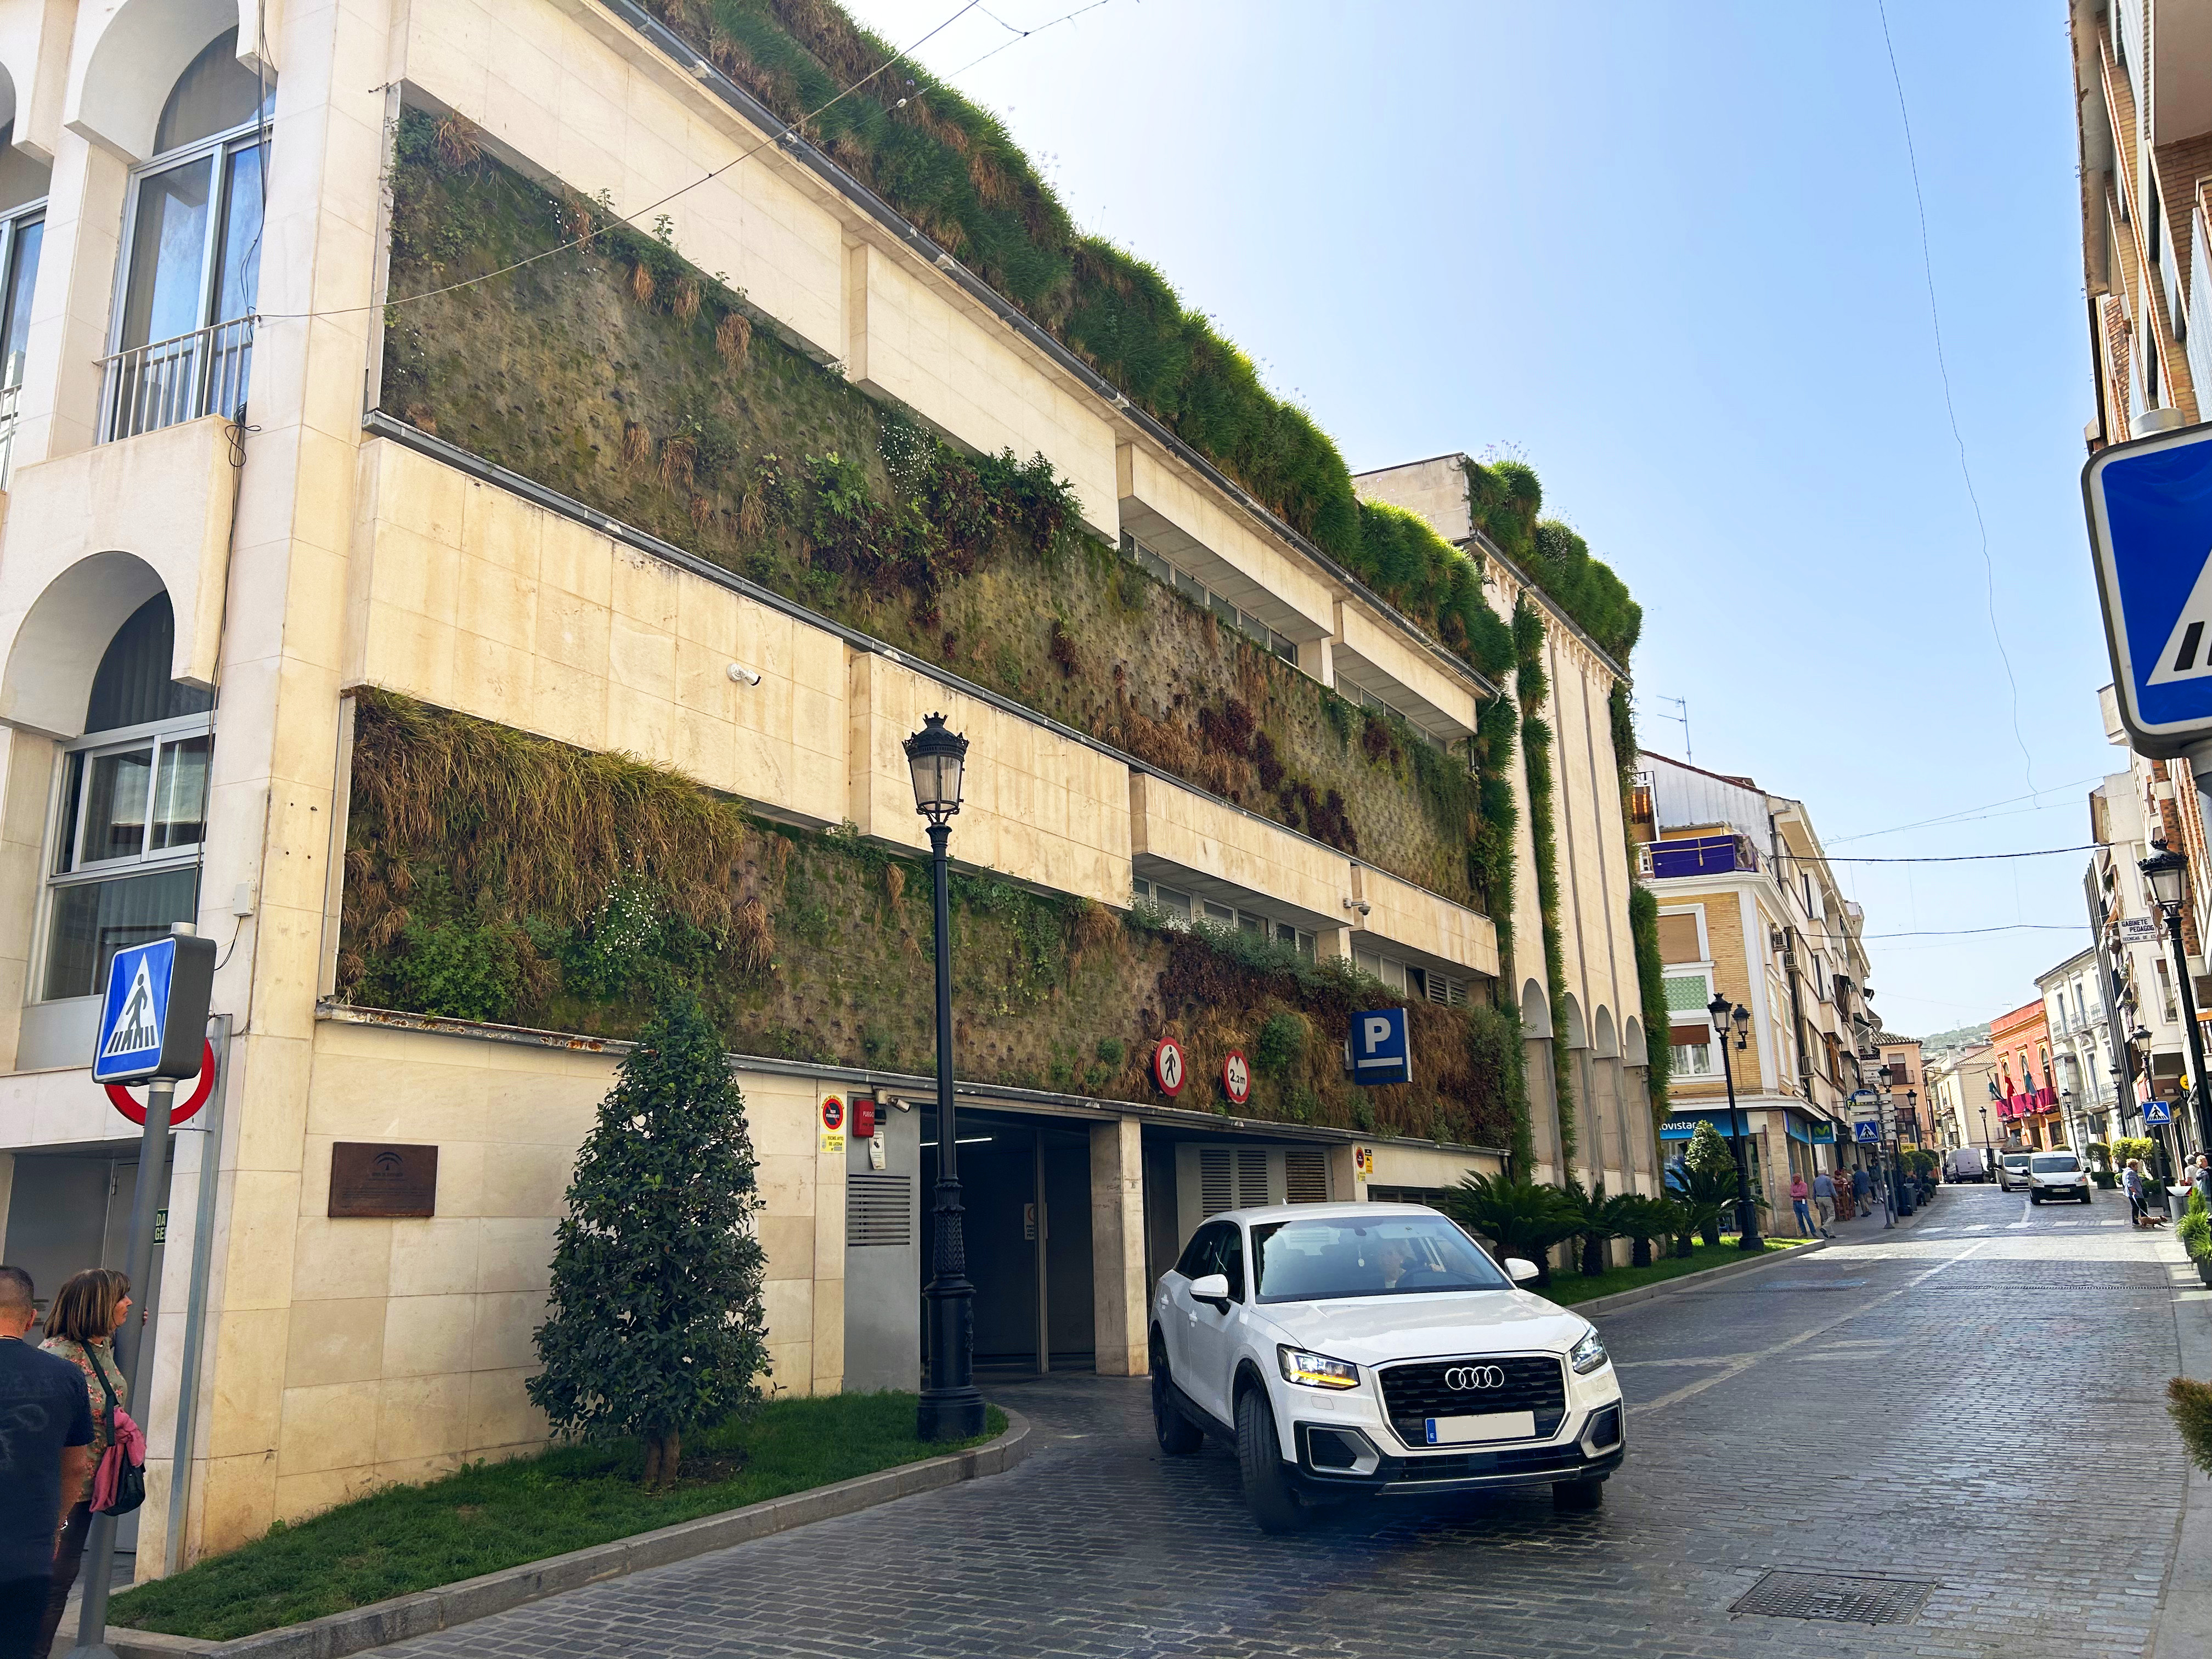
[[2010, 1200, 2033, 1228], [1636, 1240, 1990, 1415], [1616, 1357, 1739, 1369]]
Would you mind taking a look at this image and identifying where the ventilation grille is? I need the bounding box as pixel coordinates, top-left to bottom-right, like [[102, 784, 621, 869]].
[[1284, 1149, 1329, 1204], [847, 1172, 912, 1247], [1425, 973, 1469, 1008], [1198, 1147, 1277, 1216]]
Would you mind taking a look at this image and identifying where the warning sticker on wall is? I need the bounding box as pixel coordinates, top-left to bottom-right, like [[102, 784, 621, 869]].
[[820, 1093, 848, 1156]]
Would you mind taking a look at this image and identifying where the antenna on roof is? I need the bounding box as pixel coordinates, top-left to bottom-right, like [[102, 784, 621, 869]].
[[1638, 694, 1691, 765]]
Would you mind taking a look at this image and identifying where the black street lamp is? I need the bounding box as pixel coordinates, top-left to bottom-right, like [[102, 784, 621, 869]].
[[1707, 991, 1761, 1249], [2142, 847, 2212, 1165], [1978, 1101, 1992, 1168], [907, 713, 984, 1442]]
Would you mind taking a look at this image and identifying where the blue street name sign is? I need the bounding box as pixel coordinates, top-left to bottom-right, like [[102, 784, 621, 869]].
[[2145, 1099, 2175, 1125], [2086, 421, 2212, 759], [1348, 1007, 1412, 1086], [1854, 1120, 1881, 1144], [92, 933, 217, 1085]]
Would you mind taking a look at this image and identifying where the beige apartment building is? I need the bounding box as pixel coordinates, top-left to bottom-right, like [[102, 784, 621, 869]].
[[1631, 754, 1881, 1217], [0, 0, 1656, 1576]]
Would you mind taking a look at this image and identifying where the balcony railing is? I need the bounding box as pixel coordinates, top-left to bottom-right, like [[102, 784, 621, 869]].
[[0, 381, 20, 490], [97, 316, 253, 443]]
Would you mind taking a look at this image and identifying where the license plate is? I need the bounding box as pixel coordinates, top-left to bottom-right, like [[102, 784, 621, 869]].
[[1424, 1411, 1537, 1444]]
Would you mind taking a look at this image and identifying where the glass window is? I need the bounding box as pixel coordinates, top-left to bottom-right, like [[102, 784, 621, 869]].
[[0, 211, 41, 388], [1250, 1213, 1510, 1302], [154, 30, 274, 156], [41, 595, 211, 1000]]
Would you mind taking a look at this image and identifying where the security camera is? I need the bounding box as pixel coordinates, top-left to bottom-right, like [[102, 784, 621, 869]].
[[1342, 897, 1372, 918], [726, 662, 761, 686]]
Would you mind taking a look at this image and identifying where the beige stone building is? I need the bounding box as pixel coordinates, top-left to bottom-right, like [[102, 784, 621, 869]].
[[0, 0, 1657, 1578]]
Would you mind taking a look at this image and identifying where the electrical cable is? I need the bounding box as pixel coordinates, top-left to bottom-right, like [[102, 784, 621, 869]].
[[1862, 923, 2086, 939], [1796, 844, 2100, 865], [1874, 0, 2036, 798], [941, 0, 1113, 77], [1830, 775, 2107, 843], [256, 0, 989, 324]]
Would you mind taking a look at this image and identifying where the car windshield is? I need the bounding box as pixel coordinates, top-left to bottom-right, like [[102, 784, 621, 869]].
[[2005, 1155, 2031, 1168], [1250, 1214, 1511, 1302], [2031, 1155, 2080, 1173]]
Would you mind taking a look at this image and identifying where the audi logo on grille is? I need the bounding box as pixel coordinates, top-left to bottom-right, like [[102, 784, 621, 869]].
[[1444, 1364, 1506, 1391]]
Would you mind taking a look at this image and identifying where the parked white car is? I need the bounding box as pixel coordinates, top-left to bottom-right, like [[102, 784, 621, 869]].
[[1998, 1152, 2033, 1192], [2025, 1150, 2094, 1204], [1150, 1203, 1626, 1533]]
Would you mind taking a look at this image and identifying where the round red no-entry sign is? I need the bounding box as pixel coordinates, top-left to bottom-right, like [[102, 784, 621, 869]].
[[104, 1040, 216, 1127]]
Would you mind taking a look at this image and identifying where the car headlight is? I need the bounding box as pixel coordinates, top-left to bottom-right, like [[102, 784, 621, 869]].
[[1277, 1345, 1360, 1390], [1568, 1327, 1609, 1375]]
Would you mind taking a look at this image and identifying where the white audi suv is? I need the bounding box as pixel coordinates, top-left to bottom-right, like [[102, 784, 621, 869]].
[[1150, 1202, 1626, 1532]]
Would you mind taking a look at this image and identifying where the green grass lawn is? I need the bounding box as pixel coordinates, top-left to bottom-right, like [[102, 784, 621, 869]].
[[111, 1392, 1006, 1642], [1542, 1236, 1806, 1307]]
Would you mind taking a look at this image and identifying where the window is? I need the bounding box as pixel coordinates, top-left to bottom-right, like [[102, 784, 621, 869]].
[[1671, 1022, 1714, 1075], [103, 30, 273, 441], [42, 595, 212, 999], [1251, 1212, 1509, 1302], [0, 198, 42, 486], [1656, 911, 1701, 963]]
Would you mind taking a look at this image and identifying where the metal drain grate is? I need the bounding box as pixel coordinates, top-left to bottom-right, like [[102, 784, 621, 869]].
[[1758, 1278, 1868, 1291], [1731, 1571, 1934, 1625]]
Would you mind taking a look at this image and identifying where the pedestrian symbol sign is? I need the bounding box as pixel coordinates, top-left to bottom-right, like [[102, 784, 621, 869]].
[[2085, 420, 2212, 757], [1854, 1120, 1880, 1143], [91, 932, 217, 1085], [2145, 1099, 2175, 1125]]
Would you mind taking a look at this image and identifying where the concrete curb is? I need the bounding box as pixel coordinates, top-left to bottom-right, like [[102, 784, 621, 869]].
[[112, 1407, 1032, 1659], [2154, 1234, 2211, 1659]]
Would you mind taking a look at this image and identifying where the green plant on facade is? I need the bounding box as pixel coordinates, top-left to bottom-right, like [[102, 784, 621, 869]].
[[1513, 599, 1575, 1163], [611, 0, 1632, 664], [338, 691, 1523, 1148]]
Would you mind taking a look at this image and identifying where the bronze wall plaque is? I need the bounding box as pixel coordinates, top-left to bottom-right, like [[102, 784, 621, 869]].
[[329, 1142, 438, 1218]]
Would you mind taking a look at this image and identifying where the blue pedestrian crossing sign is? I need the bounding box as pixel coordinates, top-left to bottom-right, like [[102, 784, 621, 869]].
[[1854, 1120, 1881, 1144], [2145, 1099, 2175, 1125], [2086, 421, 2212, 758], [1348, 1007, 1411, 1086], [92, 933, 217, 1085]]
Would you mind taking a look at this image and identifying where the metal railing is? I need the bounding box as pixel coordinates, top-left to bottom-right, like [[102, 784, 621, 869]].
[[0, 381, 20, 490], [97, 315, 252, 443]]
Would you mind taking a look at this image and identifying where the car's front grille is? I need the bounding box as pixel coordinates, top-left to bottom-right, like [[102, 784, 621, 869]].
[[1388, 1443, 1590, 1481], [1379, 1354, 1566, 1441]]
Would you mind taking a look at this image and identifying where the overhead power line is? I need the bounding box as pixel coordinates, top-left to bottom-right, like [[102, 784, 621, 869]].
[[1808, 844, 2099, 865], [1862, 923, 2085, 940]]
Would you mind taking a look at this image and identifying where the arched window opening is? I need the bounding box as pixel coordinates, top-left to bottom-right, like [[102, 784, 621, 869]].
[[104, 27, 272, 441], [42, 594, 212, 999]]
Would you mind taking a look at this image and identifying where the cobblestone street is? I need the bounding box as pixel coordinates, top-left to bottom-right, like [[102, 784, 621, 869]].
[[388, 1183, 2191, 1657]]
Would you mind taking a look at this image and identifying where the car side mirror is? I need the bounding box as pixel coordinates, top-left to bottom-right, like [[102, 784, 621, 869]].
[[1505, 1257, 1539, 1284], [1188, 1272, 1231, 1306]]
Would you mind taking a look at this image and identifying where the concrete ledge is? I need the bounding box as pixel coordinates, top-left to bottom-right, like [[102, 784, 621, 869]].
[[113, 1407, 1031, 1659]]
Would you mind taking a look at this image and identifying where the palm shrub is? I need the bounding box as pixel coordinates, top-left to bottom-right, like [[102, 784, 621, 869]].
[[529, 988, 769, 1486], [1556, 1177, 1614, 1276], [1440, 1172, 1576, 1286], [1681, 1162, 1739, 1248], [1610, 1195, 1673, 1269]]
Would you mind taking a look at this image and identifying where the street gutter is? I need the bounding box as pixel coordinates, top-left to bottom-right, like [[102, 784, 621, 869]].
[[2154, 1234, 2212, 1659], [108, 1407, 1031, 1659]]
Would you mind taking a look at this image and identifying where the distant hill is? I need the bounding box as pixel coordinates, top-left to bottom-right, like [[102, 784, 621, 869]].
[[1922, 1023, 1991, 1058]]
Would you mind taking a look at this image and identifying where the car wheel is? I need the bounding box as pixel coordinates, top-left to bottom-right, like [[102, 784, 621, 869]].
[[2030, 1193, 2041, 1204], [1151, 1334, 1204, 1457], [1553, 1478, 1605, 1513], [1234, 1383, 1309, 1534]]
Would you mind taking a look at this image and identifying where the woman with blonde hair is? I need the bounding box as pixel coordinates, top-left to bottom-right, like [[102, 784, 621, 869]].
[[32, 1268, 130, 1659]]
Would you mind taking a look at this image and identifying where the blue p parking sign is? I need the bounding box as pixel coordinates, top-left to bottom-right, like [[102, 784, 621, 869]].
[[1349, 1007, 1410, 1086]]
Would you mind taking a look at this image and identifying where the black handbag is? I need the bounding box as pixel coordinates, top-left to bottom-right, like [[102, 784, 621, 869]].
[[88, 1349, 145, 1517]]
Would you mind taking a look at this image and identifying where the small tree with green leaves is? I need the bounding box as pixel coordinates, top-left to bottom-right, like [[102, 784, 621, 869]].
[[2182, 1188, 2212, 1262], [528, 988, 768, 1487], [1684, 1121, 1740, 1244], [1439, 1173, 1576, 1286], [2171, 1377, 2212, 1472]]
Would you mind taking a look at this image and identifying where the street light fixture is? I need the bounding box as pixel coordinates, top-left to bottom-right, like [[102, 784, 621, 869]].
[[905, 712, 984, 1442], [1707, 991, 1761, 1248], [2141, 847, 2212, 1166]]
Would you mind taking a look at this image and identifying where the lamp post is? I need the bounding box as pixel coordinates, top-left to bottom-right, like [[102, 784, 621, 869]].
[[1708, 991, 1761, 1249], [1978, 1101, 1993, 1171], [2142, 847, 2212, 1166], [906, 713, 984, 1442]]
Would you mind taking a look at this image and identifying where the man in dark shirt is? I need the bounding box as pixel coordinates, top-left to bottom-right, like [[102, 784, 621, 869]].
[[0, 1266, 92, 1657]]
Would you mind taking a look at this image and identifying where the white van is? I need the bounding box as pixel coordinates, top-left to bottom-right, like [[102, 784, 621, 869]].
[[1998, 1152, 2033, 1192], [1945, 1147, 1989, 1183]]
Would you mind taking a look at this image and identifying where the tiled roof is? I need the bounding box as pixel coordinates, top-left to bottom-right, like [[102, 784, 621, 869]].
[[1871, 1031, 1922, 1047]]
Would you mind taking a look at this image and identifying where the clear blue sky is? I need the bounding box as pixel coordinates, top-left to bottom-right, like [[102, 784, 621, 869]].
[[842, 0, 2112, 1036]]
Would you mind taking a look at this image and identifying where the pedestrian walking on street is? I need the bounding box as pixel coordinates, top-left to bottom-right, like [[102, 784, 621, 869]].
[[1852, 1165, 1870, 1214], [2194, 1154, 2211, 1206], [0, 1267, 92, 1659], [1811, 1169, 1837, 1237], [1790, 1173, 1815, 1238], [32, 1269, 129, 1659], [2126, 1158, 2163, 1228]]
